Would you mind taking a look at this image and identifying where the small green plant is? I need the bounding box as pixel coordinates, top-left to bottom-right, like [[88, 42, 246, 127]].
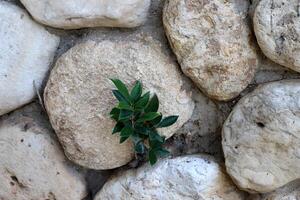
[[109, 79, 178, 165]]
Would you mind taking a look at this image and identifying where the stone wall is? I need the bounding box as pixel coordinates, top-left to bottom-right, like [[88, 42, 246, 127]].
[[1, 0, 300, 199]]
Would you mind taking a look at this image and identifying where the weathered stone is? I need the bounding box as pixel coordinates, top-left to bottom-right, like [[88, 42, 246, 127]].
[[94, 155, 246, 200], [249, 180, 300, 200], [0, 103, 87, 200], [44, 38, 194, 170], [254, 0, 300, 72], [0, 1, 59, 116], [222, 80, 300, 193], [20, 0, 151, 29], [167, 90, 224, 159], [163, 0, 258, 101]]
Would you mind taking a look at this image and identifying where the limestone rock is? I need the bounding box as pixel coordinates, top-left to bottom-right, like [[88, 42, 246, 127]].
[[94, 155, 246, 200], [44, 38, 194, 170], [163, 0, 258, 101], [20, 0, 151, 29], [249, 180, 300, 200], [0, 1, 59, 116], [254, 0, 300, 72], [0, 103, 87, 200], [222, 80, 300, 193]]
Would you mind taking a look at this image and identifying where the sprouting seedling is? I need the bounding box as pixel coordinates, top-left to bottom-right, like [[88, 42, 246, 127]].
[[109, 79, 179, 165]]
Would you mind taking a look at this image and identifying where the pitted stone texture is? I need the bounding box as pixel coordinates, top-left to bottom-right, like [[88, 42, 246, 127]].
[[0, 1, 59, 116], [249, 180, 300, 200], [94, 155, 246, 200], [222, 80, 300, 193], [254, 0, 300, 72], [163, 0, 258, 101], [0, 104, 87, 200], [44, 38, 194, 170], [20, 0, 150, 29]]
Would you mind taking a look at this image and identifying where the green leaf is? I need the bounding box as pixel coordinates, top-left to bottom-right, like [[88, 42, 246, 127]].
[[119, 110, 133, 121], [155, 148, 170, 157], [117, 101, 132, 110], [134, 141, 145, 154], [110, 108, 120, 120], [120, 136, 129, 143], [112, 122, 124, 134], [134, 125, 150, 135], [112, 90, 128, 103], [110, 79, 131, 102], [130, 132, 141, 143], [136, 112, 160, 123], [120, 126, 133, 137], [148, 149, 157, 165], [130, 81, 142, 102], [157, 116, 179, 128], [120, 126, 133, 143], [145, 94, 159, 113], [150, 114, 162, 125], [149, 131, 164, 143], [149, 136, 166, 149], [135, 92, 150, 109]]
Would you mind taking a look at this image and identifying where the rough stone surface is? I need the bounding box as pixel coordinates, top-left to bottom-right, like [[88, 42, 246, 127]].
[[0, 1, 59, 116], [254, 0, 300, 72], [44, 38, 194, 170], [249, 180, 300, 200], [0, 103, 87, 200], [222, 80, 300, 193], [20, 0, 151, 29], [166, 90, 224, 160], [254, 53, 300, 85], [163, 0, 258, 101], [95, 155, 247, 200]]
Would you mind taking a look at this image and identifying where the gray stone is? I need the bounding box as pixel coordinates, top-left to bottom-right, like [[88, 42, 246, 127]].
[[94, 155, 247, 200], [20, 0, 151, 29], [254, 0, 300, 72], [0, 1, 59, 116], [0, 103, 87, 200], [223, 80, 300, 193]]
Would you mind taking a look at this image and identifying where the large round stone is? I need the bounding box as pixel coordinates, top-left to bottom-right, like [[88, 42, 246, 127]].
[[20, 0, 151, 29], [163, 0, 258, 101], [0, 1, 59, 116], [44, 38, 194, 170], [0, 103, 87, 200], [94, 155, 246, 200], [254, 0, 300, 72], [222, 80, 300, 193]]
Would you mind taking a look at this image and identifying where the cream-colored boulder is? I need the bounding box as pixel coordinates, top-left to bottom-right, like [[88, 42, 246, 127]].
[[254, 0, 300, 72], [0, 103, 87, 200], [44, 38, 194, 170], [94, 155, 246, 200], [0, 1, 59, 116], [163, 0, 258, 101], [20, 0, 151, 29], [222, 80, 300, 193]]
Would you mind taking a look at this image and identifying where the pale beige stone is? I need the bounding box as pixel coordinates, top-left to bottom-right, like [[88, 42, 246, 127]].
[[20, 0, 151, 29], [94, 155, 246, 200], [254, 0, 300, 72], [0, 1, 59, 116], [0, 104, 87, 200], [163, 0, 258, 101], [222, 80, 300, 193], [44, 38, 194, 170]]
